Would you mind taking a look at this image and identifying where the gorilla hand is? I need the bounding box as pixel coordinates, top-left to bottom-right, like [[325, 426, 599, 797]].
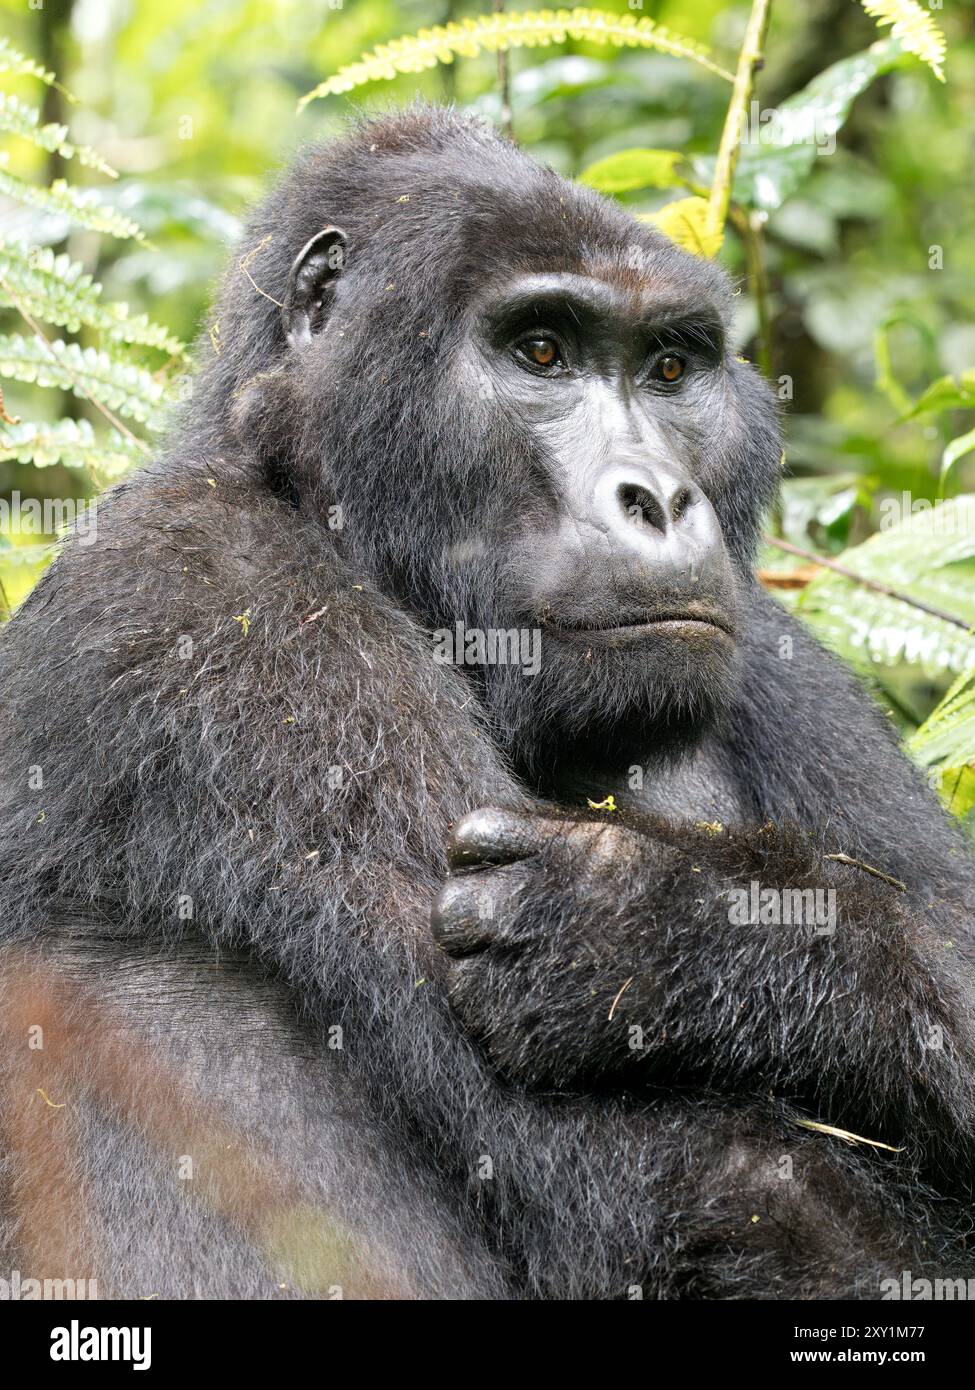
[[432, 805, 975, 1195], [432, 804, 675, 1088]]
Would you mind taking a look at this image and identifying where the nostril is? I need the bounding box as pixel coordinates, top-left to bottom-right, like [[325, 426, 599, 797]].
[[617, 483, 666, 534], [671, 486, 693, 526]]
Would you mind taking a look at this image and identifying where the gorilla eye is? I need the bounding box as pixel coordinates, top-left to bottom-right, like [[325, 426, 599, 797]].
[[653, 354, 686, 384], [517, 336, 562, 370]]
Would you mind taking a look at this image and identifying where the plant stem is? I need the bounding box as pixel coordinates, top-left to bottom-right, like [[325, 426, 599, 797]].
[[707, 0, 773, 241], [493, 0, 514, 139], [729, 204, 772, 377], [441, 0, 459, 103]]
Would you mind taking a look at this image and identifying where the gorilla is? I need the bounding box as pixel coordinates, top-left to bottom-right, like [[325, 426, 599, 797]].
[[1, 107, 973, 1301]]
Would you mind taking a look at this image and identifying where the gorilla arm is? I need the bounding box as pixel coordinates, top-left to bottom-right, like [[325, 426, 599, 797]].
[[432, 803, 975, 1194]]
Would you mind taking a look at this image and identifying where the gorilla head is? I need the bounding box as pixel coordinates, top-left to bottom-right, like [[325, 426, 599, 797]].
[[214, 108, 781, 782]]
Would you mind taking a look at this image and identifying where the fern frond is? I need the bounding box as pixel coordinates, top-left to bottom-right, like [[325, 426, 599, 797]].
[[0, 417, 140, 474], [0, 36, 69, 93], [0, 158, 145, 242], [299, 8, 733, 109], [912, 666, 975, 742], [0, 93, 117, 178], [0, 333, 167, 428], [859, 0, 945, 81], [0, 240, 186, 357], [909, 669, 975, 776]]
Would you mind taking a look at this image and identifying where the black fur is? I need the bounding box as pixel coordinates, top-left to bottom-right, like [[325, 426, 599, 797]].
[[1, 107, 973, 1300]]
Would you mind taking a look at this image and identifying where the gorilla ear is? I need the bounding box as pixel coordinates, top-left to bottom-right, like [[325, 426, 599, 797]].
[[282, 225, 348, 349]]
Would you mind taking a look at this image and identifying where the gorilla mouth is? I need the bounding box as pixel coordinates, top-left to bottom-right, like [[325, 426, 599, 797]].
[[547, 606, 735, 643]]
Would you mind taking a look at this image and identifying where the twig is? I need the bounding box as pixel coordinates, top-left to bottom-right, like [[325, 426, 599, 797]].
[[762, 534, 973, 632], [707, 0, 773, 242], [607, 977, 634, 1022], [824, 853, 907, 893], [0, 383, 20, 425], [795, 1118, 903, 1152], [239, 234, 282, 308]]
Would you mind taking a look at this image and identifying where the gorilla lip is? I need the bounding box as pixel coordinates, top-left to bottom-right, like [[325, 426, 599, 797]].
[[547, 608, 734, 642]]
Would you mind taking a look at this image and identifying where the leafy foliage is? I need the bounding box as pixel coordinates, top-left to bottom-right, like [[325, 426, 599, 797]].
[[692, 38, 911, 215], [576, 35, 926, 255], [0, 37, 186, 604], [794, 496, 975, 703], [910, 669, 975, 829], [0, 35, 63, 88], [0, 162, 146, 242], [579, 147, 688, 195], [905, 369, 975, 418]]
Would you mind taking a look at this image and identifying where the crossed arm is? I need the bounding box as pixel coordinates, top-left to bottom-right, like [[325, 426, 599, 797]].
[[432, 805, 975, 1194]]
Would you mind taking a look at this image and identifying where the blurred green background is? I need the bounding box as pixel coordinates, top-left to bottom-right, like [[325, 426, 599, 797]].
[[2, 0, 975, 825]]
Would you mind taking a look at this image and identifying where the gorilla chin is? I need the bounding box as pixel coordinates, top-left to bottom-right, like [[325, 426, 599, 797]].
[[487, 607, 742, 783], [514, 571, 745, 774]]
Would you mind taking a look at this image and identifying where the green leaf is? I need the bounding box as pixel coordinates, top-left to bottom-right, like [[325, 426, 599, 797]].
[[0, 36, 70, 93], [0, 93, 116, 178], [693, 39, 908, 214], [578, 148, 688, 194], [904, 369, 975, 418], [800, 573, 975, 681], [941, 427, 975, 492], [942, 763, 975, 822], [909, 669, 975, 787], [794, 497, 975, 710]]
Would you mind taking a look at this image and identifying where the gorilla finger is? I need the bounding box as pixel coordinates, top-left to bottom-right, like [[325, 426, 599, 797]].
[[431, 869, 527, 957], [447, 806, 559, 870], [432, 880, 499, 956]]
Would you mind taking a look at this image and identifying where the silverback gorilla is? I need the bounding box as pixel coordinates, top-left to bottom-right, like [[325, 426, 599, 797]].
[[1, 107, 974, 1300]]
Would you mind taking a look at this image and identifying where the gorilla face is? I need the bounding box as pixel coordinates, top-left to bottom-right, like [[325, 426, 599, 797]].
[[270, 131, 781, 782], [461, 266, 746, 775]]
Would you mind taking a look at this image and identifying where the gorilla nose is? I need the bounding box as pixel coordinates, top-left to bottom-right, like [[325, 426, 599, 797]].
[[599, 469, 723, 570], [617, 479, 696, 536]]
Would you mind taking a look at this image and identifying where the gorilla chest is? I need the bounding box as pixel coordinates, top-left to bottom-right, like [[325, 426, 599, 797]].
[[551, 739, 751, 826]]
